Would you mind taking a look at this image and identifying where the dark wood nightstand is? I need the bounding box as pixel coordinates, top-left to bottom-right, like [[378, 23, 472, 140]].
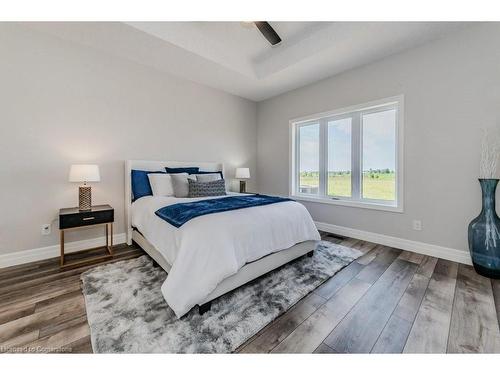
[[59, 204, 114, 268]]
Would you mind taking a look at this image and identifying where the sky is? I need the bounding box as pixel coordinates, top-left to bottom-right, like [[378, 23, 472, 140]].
[[299, 109, 396, 172]]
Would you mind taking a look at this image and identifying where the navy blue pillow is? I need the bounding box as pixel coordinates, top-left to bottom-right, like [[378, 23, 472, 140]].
[[131, 170, 165, 201], [197, 170, 224, 179], [165, 167, 200, 174]]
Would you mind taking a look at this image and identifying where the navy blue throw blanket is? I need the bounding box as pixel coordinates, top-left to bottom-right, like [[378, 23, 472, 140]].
[[155, 194, 293, 228]]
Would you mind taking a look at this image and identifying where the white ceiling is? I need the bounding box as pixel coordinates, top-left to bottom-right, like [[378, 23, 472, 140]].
[[126, 22, 330, 79], [26, 22, 469, 101]]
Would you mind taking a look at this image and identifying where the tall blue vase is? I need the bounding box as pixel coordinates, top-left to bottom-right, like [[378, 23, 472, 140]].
[[468, 178, 500, 278]]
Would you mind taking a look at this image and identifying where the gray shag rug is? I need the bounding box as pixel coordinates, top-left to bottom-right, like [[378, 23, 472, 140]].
[[81, 241, 361, 353]]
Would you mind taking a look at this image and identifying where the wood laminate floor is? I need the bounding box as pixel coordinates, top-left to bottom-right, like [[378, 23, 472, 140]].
[[1, 233, 499, 353]]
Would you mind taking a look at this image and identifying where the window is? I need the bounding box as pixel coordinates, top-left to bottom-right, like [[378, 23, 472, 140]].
[[328, 118, 352, 198], [298, 123, 320, 195], [290, 96, 403, 212]]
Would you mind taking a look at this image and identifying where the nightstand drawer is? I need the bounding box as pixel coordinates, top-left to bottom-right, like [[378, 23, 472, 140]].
[[59, 209, 114, 229]]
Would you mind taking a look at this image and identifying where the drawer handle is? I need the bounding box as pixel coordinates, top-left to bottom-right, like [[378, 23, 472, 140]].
[[82, 217, 95, 221]]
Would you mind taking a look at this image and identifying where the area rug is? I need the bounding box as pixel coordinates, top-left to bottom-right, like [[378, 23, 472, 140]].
[[81, 241, 362, 353]]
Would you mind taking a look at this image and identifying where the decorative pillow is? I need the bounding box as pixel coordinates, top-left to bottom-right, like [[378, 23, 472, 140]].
[[188, 179, 227, 198], [170, 173, 196, 198], [197, 170, 224, 179], [165, 167, 200, 174], [195, 173, 221, 183], [148, 173, 174, 196], [131, 170, 165, 201]]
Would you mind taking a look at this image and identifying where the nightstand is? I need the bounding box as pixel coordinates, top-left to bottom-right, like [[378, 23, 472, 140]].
[[59, 204, 114, 268]]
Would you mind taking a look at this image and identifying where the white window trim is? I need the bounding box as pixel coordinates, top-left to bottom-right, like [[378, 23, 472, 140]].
[[289, 95, 404, 213]]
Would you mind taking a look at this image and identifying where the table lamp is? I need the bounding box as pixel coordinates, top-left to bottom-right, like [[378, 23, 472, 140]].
[[235, 167, 250, 193], [69, 164, 100, 211]]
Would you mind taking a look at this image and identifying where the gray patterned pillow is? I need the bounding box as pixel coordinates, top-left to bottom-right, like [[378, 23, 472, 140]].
[[195, 173, 221, 183], [188, 179, 226, 198]]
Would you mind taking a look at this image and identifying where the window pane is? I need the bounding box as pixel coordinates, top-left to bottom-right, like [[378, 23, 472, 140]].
[[327, 118, 352, 197], [362, 109, 396, 201], [298, 123, 320, 195]]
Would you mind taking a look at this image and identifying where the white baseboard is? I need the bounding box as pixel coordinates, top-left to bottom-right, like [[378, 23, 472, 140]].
[[315, 221, 472, 265], [0, 233, 126, 269], [0, 224, 472, 269]]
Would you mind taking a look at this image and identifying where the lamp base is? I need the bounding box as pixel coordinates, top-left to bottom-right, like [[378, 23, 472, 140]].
[[79, 186, 92, 211], [239, 180, 247, 193]]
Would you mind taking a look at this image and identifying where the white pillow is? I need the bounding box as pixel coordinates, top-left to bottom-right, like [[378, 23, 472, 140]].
[[148, 173, 175, 196], [170, 173, 197, 198], [195, 173, 221, 183]]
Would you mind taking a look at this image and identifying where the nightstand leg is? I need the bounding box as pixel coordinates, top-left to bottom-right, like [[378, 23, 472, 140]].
[[106, 223, 109, 247], [110, 223, 114, 255], [60, 230, 65, 267]]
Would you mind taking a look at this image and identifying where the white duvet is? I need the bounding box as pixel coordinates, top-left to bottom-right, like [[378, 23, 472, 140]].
[[131, 193, 320, 317]]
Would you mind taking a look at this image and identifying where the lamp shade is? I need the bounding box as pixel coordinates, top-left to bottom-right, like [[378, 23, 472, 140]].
[[235, 167, 250, 179], [69, 164, 100, 183]]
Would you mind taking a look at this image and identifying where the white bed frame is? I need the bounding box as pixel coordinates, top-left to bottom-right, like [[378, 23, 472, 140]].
[[125, 160, 317, 312]]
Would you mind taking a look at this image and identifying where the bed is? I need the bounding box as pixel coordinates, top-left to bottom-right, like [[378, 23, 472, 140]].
[[125, 160, 320, 318]]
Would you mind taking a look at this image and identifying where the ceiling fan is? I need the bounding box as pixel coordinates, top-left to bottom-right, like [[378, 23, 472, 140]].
[[246, 22, 282, 46]]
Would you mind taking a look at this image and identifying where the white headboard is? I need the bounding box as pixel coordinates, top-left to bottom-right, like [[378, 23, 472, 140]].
[[125, 160, 224, 245]]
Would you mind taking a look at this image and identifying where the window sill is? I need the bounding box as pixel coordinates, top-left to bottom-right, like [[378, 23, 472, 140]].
[[290, 194, 404, 213]]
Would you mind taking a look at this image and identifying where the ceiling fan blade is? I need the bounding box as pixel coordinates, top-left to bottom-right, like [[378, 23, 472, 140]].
[[254, 21, 282, 46]]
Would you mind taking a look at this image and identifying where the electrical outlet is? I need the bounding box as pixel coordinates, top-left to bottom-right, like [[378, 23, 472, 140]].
[[412, 220, 422, 231], [41, 224, 51, 235]]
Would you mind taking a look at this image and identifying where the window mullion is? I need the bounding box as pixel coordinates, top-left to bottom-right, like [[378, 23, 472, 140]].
[[351, 113, 361, 200], [318, 119, 327, 197], [294, 125, 300, 195]]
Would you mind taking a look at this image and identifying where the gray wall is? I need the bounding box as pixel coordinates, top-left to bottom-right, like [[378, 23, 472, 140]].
[[256, 23, 500, 253], [0, 23, 257, 255]]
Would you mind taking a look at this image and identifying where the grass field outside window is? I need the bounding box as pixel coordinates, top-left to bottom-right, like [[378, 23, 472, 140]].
[[299, 170, 395, 201]]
